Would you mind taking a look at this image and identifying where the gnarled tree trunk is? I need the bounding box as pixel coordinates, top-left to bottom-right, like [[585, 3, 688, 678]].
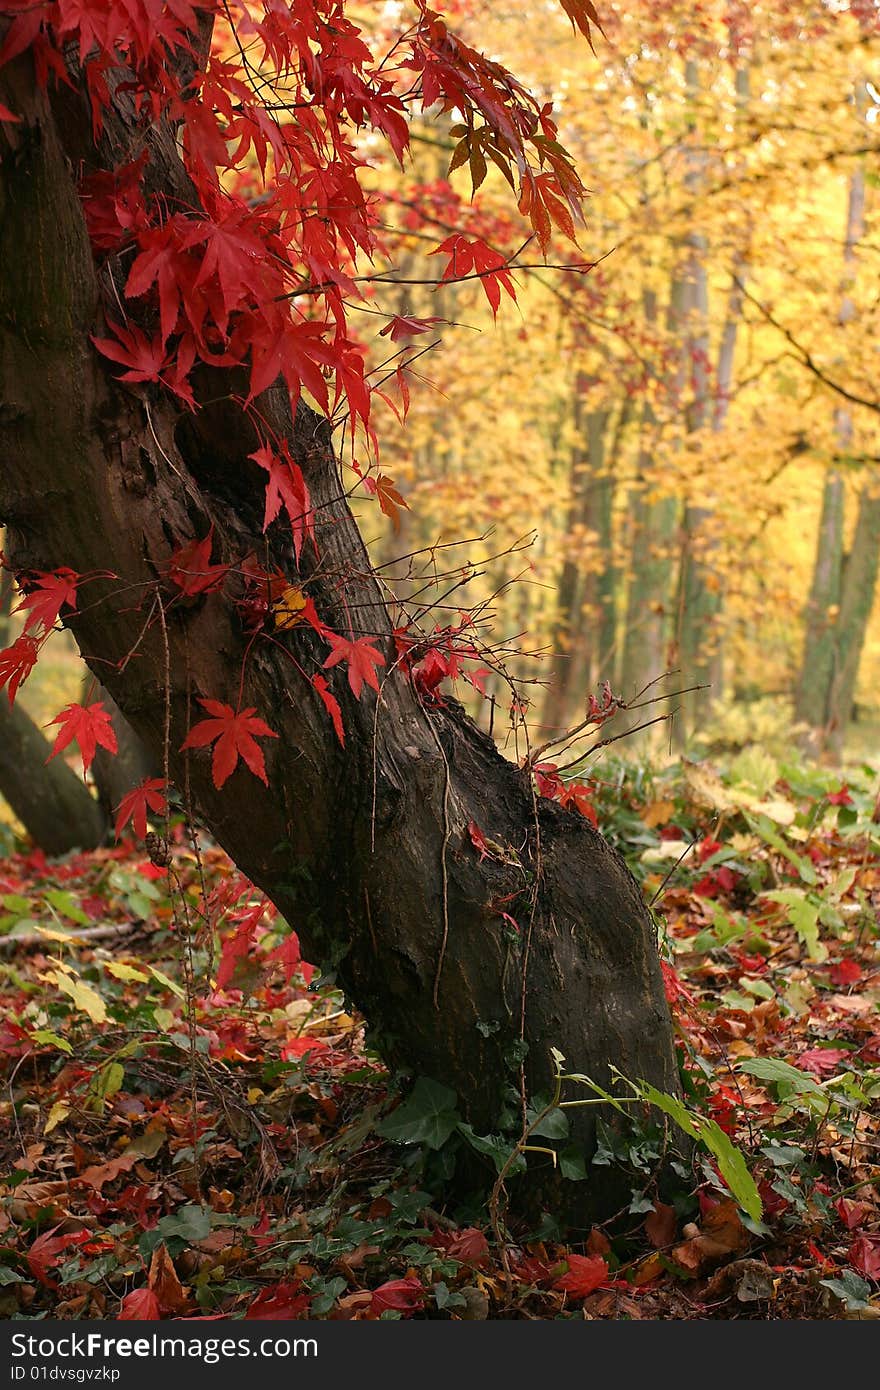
[[0, 47, 681, 1224]]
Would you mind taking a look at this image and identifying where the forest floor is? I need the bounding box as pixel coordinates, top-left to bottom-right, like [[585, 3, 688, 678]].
[[0, 751, 878, 1321]]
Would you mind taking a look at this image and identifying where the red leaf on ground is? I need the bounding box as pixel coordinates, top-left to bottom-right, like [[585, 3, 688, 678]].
[[849, 1235, 880, 1281], [246, 1281, 311, 1320], [827, 785, 853, 806], [554, 1253, 608, 1298], [836, 1198, 872, 1231], [370, 1277, 425, 1317], [118, 1288, 161, 1320], [796, 1048, 850, 1076], [829, 958, 862, 987]]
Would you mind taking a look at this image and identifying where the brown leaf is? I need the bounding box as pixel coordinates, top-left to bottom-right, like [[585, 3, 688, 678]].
[[585, 1227, 612, 1256], [671, 1200, 747, 1274], [148, 1244, 189, 1313], [645, 1201, 677, 1249], [77, 1153, 139, 1192]]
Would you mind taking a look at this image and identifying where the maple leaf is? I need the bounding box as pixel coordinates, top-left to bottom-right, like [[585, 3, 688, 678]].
[[118, 1288, 161, 1321], [311, 673, 345, 746], [379, 314, 443, 342], [27, 1227, 87, 1289], [215, 897, 270, 989], [559, 0, 604, 49], [0, 102, 21, 123], [15, 568, 79, 634], [92, 319, 169, 384], [47, 701, 119, 776], [114, 777, 169, 841], [167, 529, 229, 597], [430, 234, 516, 317], [554, 1253, 609, 1298], [323, 633, 386, 699], [266, 931, 309, 987], [0, 633, 40, 704], [181, 699, 278, 790], [374, 474, 409, 532], [249, 444, 315, 561]]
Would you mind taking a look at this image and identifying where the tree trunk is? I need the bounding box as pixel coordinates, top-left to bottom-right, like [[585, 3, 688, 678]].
[[796, 161, 870, 756], [541, 399, 615, 734], [0, 698, 107, 855], [0, 51, 681, 1222], [825, 490, 880, 758], [673, 58, 717, 742], [620, 291, 677, 708], [795, 470, 846, 738]]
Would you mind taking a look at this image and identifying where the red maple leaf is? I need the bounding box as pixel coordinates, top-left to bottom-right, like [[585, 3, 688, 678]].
[[554, 1253, 608, 1299], [27, 1227, 88, 1288], [114, 777, 169, 840], [323, 633, 386, 699], [266, 930, 310, 986], [15, 568, 79, 633], [379, 314, 443, 342], [249, 444, 315, 562], [0, 102, 21, 123], [92, 319, 169, 383], [181, 699, 278, 789], [47, 701, 119, 775], [167, 529, 229, 597], [311, 673, 345, 746], [0, 633, 40, 704], [430, 234, 516, 317], [215, 897, 270, 989]]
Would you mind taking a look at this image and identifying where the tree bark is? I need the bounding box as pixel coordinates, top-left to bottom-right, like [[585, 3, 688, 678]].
[[0, 51, 681, 1222]]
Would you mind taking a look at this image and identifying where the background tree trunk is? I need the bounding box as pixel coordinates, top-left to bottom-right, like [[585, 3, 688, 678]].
[[542, 397, 614, 733], [0, 49, 682, 1223], [0, 698, 107, 855], [796, 159, 873, 757]]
